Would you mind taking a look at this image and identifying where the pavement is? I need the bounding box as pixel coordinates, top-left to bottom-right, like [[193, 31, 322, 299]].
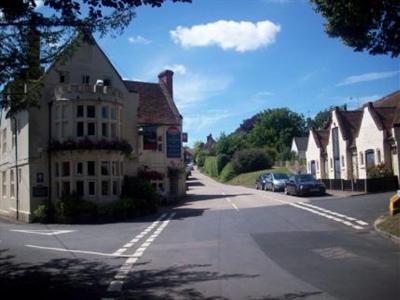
[[1, 169, 399, 300]]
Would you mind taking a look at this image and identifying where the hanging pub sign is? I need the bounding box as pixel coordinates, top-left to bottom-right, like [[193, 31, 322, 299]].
[[182, 132, 188, 143], [142, 126, 158, 150], [167, 127, 182, 158]]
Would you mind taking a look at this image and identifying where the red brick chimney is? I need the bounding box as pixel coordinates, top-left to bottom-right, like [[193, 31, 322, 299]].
[[158, 70, 174, 98]]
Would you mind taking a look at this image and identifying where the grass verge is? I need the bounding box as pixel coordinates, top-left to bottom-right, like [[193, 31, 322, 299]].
[[225, 167, 292, 188], [377, 214, 400, 238]]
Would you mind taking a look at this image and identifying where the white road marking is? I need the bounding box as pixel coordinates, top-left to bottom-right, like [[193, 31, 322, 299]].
[[104, 212, 176, 297], [232, 203, 239, 211], [11, 229, 75, 236], [25, 245, 135, 257], [288, 202, 366, 230], [297, 202, 369, 225], [111, 213, 167, 256]]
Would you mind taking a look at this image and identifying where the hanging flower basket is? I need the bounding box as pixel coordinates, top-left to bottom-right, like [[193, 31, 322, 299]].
[[48, 138, 133, 156]]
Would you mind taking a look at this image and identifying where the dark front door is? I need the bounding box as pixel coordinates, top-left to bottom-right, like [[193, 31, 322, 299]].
[[310, 161, 316, 176], [332, 127, 341, 179]]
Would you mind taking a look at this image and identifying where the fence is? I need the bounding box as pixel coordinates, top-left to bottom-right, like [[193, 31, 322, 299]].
[[319, 176, 398, 193]]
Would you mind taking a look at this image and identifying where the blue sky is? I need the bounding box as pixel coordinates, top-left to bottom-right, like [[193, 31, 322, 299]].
[[63, 1, 400, 146]]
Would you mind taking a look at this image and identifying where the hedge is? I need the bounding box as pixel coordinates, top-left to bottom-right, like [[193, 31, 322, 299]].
[[204, 156, 219, 177]]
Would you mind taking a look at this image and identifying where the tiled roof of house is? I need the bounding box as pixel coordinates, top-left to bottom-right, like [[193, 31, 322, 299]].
[[373, 90, 400, 108], [293, 136, 308, 151], [312, 129, 329, 152], [336, 110, 363, 147], [369, 106, 397, 132], [123, 80, 180, 125]]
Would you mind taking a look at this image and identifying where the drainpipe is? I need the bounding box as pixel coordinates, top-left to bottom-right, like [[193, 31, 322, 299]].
[[13, 117, 19, 221], [48, 101, 53, 216]]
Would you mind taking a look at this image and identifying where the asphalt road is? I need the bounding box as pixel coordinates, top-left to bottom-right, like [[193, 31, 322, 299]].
[[1, 169, 399, 300]]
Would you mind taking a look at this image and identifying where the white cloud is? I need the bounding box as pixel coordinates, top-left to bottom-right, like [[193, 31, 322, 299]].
[[174, 74, 232, 108], [337, 70, 399, 86], [128, 35, 151, 44], [170, 20, 281, 52], [184, 110, 232, 131], [164, 64, 187, 75], [255, 91, 274, 98]]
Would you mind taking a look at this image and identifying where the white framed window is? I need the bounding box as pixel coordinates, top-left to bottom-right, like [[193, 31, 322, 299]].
[[101, 161, 110, 176], [112, 180, 119, 195], [101, 180, 109, 196], [76, 180, 84, 197], [76, 162, 84, 176], [10, 169, 15, 198], [2, 128, 7, 154], [2, 171, 7, 198], [88, 181, 96, 196]]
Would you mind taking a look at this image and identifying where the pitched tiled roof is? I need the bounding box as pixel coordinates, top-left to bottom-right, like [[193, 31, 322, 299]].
[[369, 106, 397, 132], [373, 90, 400, 108], [124, 80, 180, 125], [312, 129, 329, 153], [293, 136, 308, 151], [336, 110, 363, 146]]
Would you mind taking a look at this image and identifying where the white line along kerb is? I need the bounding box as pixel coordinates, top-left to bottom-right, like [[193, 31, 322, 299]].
[[104, 212, 176, 296]]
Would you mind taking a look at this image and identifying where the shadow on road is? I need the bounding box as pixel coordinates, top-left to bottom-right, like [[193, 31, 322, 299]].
[[121, 263, 259, 299], [0, 248, 116, 299]]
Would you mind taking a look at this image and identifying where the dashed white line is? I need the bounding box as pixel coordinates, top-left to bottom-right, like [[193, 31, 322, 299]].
[[103, 212, 176, 298], [111, 213, 167, 256]]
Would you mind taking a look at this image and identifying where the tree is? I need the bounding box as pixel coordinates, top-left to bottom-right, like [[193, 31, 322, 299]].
[[247, 108, 307, 152], [0, 0, 191, 116], [215, 132, 248, 158], [311, 0, 400, 57]]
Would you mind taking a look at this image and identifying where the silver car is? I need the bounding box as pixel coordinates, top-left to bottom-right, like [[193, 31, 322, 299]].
[[265, 173, 289, 192]]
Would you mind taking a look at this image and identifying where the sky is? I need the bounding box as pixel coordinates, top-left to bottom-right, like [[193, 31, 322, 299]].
[[43, 0, 400, 147]]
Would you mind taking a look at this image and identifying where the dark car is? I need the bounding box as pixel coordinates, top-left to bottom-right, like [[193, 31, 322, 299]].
[[285, 174, 326, 196], [265, 173, 289, 192], [255, 174, 269, 190]]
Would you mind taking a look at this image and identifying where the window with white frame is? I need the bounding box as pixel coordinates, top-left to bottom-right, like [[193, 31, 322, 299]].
[[10, 169, 15, 198], [2, 171, 6, 197], [2, 128, 7, 154]]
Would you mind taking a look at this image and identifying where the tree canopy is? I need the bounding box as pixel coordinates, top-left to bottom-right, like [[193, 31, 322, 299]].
[[311, 0, 400, 57]]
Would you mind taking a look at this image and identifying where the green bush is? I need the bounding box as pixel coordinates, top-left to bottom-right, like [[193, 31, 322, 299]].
[[196, 152, 206, 167], [121, 176, 158, 213], [367, 163, 393, 178], [204, 156, 219, 177], [231, 148, 272, 174], [55, 192, 98, 223], [219, 162, 236, 182], [33, 204, 50, 223], [216, 154, 230, 174]]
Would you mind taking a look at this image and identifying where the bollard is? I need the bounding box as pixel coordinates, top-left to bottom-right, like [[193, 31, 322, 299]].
[[389, 191, 400, 216]]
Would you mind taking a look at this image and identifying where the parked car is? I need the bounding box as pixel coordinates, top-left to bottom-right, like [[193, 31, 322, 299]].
[[255, 174, 270, 190], [285, 174, 326, 196], [265, 173, 289, 192], [185, 164, 192, 179]]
